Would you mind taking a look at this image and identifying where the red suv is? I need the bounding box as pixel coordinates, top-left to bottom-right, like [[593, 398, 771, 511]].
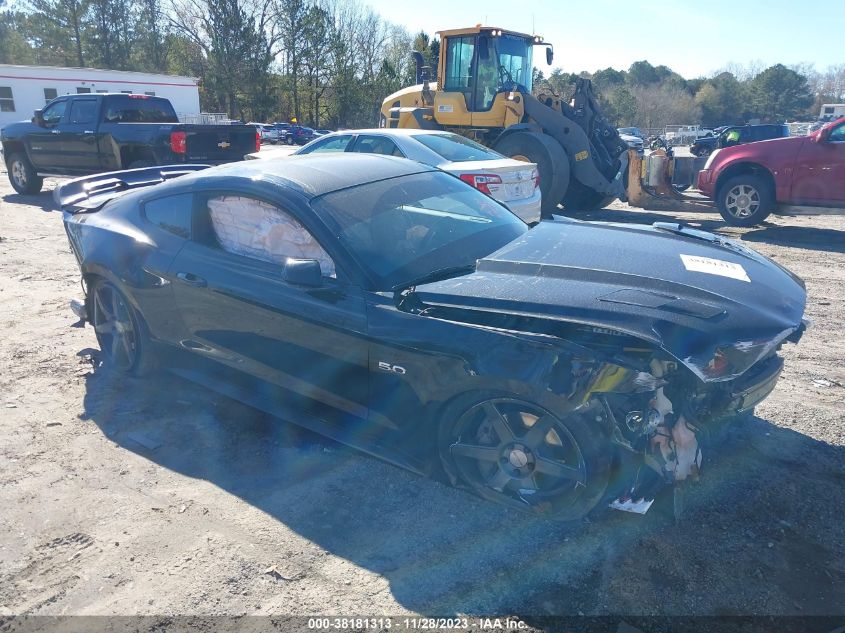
[[697, 117, 845, 226]]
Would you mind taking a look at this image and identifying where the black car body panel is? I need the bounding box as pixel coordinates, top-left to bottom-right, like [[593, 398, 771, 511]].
[[59, 154, 808, 517], [414, 220, 805, 381]]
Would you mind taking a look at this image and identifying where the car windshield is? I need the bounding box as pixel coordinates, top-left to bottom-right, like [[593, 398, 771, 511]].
[[494, 34, 533, 91], [414, 133, 504, 163], [311, 170, 526, 290]]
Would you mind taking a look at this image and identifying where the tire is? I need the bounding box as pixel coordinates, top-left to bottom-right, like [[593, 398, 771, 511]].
[[438, 393, 612, 520], [716, 174, 773, 226], [89, 278, 157, 376], [493, 131, 569, 218], [561, 179, 614, 211], [7, 153, 43, 194], [128, 159, 155, 169]]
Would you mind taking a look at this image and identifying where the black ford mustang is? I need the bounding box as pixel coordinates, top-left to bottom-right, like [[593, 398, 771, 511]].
[[59, 155, 807, 519]]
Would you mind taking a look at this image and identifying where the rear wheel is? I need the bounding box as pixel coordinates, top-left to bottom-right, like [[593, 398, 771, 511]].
[[90, 279, 157, 376], [493, 131, 569, 218], [716, 174, 773, 226], [439, 395, 611, 519], [7, 153, 43, 194]]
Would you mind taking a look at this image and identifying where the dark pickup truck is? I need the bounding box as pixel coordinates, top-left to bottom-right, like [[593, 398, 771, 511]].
[[1, 93, 259, 194], [690, 124, 790, 157]]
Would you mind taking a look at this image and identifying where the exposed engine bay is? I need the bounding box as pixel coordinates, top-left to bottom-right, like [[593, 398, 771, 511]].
[[401, 289, 796, 516]]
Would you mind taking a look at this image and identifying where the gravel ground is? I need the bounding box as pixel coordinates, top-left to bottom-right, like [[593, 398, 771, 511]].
[[1, 171, 844, 622]]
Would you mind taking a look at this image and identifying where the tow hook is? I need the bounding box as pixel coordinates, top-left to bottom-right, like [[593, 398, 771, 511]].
[[70, 299, 88, 324]]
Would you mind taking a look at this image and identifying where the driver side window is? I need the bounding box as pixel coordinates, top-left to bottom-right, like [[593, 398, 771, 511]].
[[205, 195, 336, 277], [473, 36, 499, 111], [42, 100, 67, 127], [829, 123, 845, 142]]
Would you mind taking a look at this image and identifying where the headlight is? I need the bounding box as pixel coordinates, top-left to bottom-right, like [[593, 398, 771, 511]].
[[684, 329, 795, 382]]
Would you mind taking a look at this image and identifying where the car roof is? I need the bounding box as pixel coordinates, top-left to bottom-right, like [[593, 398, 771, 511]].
[[187, 153, 435, 198], [318, 128, 455, 138]]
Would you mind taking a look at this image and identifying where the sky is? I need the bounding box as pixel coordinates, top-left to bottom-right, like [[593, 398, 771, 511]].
[[364, 0, 844, 78]]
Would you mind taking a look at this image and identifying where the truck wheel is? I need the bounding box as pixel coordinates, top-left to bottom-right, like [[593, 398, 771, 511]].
[[7, 153, 43, 195], [716, 175, 773, 226], [561, 180, 614, 211], [493, 132, 569, 218]]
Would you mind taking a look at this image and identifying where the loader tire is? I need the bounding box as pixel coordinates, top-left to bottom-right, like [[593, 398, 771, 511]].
[[561, 179, 614, 211], [494, 131, 569, 218]]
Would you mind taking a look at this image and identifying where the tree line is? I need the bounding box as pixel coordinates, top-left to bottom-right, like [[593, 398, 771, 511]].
[[0, 0, 434, 127], [1, 0, 843, 129], [536, 59, 845, 131]]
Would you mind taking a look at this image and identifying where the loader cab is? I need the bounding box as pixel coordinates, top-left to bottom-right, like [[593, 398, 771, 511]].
[[435, 27, 551, 126]]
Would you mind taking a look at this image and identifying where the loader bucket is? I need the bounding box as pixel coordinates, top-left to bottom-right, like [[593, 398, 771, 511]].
[[625, 150, 715, 212]]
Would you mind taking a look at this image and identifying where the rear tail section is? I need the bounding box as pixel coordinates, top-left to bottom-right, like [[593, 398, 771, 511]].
[[55, 165, 210, 214]]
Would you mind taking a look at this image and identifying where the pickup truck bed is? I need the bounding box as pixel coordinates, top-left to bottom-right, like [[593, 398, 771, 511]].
[[2, 93, 258, 194]]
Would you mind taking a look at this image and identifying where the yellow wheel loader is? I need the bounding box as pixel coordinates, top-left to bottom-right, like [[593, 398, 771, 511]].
[[380, 26, 630, 217]]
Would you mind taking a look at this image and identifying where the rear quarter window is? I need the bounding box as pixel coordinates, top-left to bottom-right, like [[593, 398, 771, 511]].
[[415, 133, 503, 162], [103, 95, 179, 123], [143, 193, 193, 238]]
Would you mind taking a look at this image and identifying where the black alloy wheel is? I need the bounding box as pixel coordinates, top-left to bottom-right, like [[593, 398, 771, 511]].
[[441, 397, 610, 518], [90, 280, 155, 375]]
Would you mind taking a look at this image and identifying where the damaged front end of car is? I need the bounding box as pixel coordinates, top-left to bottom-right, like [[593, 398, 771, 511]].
[[399, 221, 808, 516]]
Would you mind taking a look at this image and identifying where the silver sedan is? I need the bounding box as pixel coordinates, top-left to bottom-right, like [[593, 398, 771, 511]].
[[248, 129, 541, 224]]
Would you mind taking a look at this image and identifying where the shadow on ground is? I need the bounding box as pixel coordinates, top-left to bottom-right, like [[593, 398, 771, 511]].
[[2, 190, 58, 212], [77, 361, 845, 618]]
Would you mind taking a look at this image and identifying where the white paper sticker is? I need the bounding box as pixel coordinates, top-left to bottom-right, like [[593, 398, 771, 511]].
[[680, 254, 750, 282], [437, 104, 454, 113]]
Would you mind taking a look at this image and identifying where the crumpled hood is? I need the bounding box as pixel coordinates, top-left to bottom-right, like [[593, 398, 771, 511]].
[[415, 220, 807, 381]]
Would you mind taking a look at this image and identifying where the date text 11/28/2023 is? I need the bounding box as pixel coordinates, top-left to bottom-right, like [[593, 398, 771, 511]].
[[306, 617, 529, 630]]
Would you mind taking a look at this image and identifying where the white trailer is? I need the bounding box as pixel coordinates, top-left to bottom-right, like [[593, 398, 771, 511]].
[[819, 104, 845, 120], [0, 64, 200, 129]]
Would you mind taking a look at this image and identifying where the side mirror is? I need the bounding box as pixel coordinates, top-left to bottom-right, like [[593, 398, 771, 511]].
[[32, 110, 45, 126], [545, 46, 554, 66], [283, 258, 323, 287]]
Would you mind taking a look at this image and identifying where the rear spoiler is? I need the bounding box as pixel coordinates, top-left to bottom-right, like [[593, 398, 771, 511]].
[[55, 164, 210, 213]]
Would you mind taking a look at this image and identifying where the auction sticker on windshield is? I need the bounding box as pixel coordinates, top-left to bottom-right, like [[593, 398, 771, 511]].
[[680, 254, 750, 282]]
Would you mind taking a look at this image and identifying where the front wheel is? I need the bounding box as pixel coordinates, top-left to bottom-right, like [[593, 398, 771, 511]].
[[7, 153, 43, 194], [716, 175, 773, 226], [90, 279, 157, 376], [438, 395, 611, 519]]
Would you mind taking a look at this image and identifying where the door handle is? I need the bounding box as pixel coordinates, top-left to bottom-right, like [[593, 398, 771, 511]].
[[176, 272, 207, 287], [51, 129, 61, 134], [84, 130, 94, 134]]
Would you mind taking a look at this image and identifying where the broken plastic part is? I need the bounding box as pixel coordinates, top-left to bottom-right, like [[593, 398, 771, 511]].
[[609, 497, 654, 515], [70, 299, 87, 322]]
